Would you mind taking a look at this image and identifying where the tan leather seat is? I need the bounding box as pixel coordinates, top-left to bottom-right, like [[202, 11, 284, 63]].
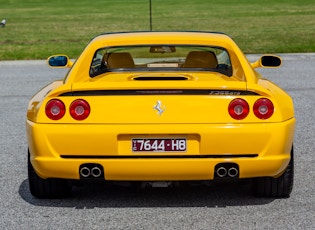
[[183, 51, 218, 68], [106, 52, 134, 68]]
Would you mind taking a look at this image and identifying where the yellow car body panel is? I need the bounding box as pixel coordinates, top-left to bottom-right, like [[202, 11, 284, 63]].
[[26, 32, 295, 191]]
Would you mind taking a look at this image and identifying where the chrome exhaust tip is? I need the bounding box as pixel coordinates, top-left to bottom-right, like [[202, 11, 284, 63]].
[[228, 167, 238, 177], [91, 166, 102, 178], [80, 167, 91, 178], [215, 163, 239, 179], [216, 167, 228, 178], [80, 164, 104, 179]]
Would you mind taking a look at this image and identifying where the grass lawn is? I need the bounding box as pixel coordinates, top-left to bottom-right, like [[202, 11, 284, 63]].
[[0, 0, 315, 60]]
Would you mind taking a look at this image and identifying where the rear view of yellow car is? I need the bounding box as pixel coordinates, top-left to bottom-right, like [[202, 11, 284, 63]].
[[26, 31, 295, 198]]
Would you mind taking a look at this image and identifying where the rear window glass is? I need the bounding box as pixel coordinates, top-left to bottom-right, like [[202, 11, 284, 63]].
[[90, 45, 232, 77]]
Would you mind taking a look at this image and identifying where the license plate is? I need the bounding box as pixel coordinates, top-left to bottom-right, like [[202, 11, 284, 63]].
[[132, 138, 186, 152]]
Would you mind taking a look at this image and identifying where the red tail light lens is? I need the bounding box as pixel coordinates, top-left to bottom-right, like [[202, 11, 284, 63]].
[[70, 99, 90, 120], [254, 98, 274, 119], [45, 99, 66, 120], [228, 98, 249, 120]]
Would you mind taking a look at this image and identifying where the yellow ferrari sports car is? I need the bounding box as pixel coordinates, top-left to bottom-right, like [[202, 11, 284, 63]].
[[26, 31, 295, 198]]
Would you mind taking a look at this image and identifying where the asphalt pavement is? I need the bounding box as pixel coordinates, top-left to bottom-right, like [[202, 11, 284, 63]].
[[0, 54, 314, 229]]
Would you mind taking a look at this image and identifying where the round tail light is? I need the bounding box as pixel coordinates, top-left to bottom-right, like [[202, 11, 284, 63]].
[[70, 99, 90, 120], [45, 99, 66, 120], [254, 98, 274, 119], [228, 98, 249, 120]]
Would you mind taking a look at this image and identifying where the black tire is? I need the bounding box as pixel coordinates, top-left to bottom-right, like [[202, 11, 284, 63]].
[[253, 146, 294, 198], [28, 150, 71, 198]]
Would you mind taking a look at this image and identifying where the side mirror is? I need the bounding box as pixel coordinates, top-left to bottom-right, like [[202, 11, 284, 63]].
[[251, 55, 282, 69], [47, 55, 73, 68]]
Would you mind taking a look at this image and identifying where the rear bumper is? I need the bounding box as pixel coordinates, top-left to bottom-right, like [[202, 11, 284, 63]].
[[30, 156, 291, 181], [26, 118, 295, 180]]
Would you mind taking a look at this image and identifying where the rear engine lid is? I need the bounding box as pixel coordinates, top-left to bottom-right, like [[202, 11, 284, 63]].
[[90, 72, 243, 83], [74, 72, 247, 92], [47, 92, 283, 124], [41, 77, 284, 124], [39, 72, 282, 124]]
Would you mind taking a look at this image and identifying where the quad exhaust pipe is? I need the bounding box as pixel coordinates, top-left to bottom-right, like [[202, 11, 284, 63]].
[[216, 167, 228, 178], [79, 164, 103, 179], [80, 167, 91, 178], [91, 166, 102, 178], [215, 163, 239, 179], [228, 167, 238, 178]]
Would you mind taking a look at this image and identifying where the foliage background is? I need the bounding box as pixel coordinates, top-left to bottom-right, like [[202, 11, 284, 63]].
[[0, 0, 314, 60]]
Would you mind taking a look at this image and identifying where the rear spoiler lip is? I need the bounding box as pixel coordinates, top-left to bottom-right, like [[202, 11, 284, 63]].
[[60, 89, 259, 96]]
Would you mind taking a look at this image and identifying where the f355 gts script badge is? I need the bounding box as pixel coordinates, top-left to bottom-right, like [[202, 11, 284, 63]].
[[153, 100, 166, 116]]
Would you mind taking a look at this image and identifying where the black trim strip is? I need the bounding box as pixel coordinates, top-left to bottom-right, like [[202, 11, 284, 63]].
[[60, 90, 259, 96], [60, 154, 258, 159], [133, 76, 188, 81]]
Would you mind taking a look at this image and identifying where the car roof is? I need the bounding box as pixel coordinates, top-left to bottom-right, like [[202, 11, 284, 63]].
[[67, 31, 257, 84], [97, 31, 228, 37], [89, 31, 235, 47]]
